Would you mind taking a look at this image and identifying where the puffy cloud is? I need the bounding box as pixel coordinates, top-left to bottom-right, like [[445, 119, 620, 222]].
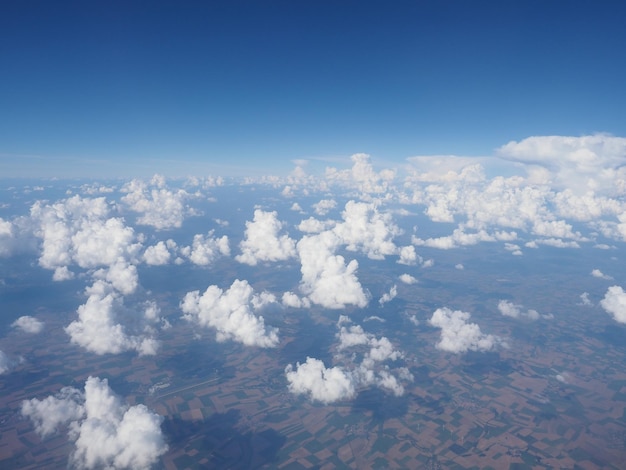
[[21, 376, 167, 469], [579, 292, 592, 306], [297, 232, 369, 309], [325, 153, 396, 196], [455, 263, 464, 270], [121, 175, 194, 230], [496, 134, 626, 195], [428, 307, 501, 353], [180, 232, 229, 266], [497, 300, 542, 321], [414, 228, 517, 250], [600, 286, 626, 323], [0, 350, 19, 375], [297, 217, 335, 233], [236, 210, 296, 265], [0, 217, 17, 257], [11, 315, 44, 334], [378, 285, 397, 306], [399, 273, 418, 284], [285, 316, 412, 403], [30, 196, 142, 276], [333, 201, 400, 260], [281, 292, 311, 309], [65, 281, 160, 356], [143, 241, 173, 266], [312, 199, 337, 216], [397, 245, 418, 265], [285, 357, 355, 404], [180, 279, 279, 348], [591, 269, 613, 280]]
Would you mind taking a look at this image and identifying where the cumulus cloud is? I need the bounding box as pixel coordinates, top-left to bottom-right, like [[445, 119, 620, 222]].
[[180, 231, 230, 266], [333, 201, 401, 260], [325, 153, 396, 196], [312, 199, 337, 216], [591, 269, 613, 280], [428, 307, 501, 353], [236, 210, 296, 265], [11, 315, 44, 334], [121, 175, 194, 230], [379, 285, 397, 306], [496, 134, 626, 195], [285, 357, 355, 404], [497, 300, 543, 321], [281, 291, 311, 309], [21, 376, 167, 469], [399, 273, 418, 284], [0, 350, 20, 375], [600, 286, 626, 323], [143, 240, 174, 266], [65, 280, 160, 356], [30, 195, 142, 278], [285, 316, 412, 403], [579, 292, 592, 306], [180, 279, 279, 348], [297, 232, 369, 309]]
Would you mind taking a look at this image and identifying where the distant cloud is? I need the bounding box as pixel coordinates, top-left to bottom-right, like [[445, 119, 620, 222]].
[[143, 240, 174, 266], [236, 210, 296, 265], [497, 300, 544, 321], [0, 350, 21, 375], [65, 280, 161, 356], [591, 269, 613, 280], [429, 307, 501, 353], [121, 175, 195, 230], [285, 316, 412, 404], [600, 286, 626, 323], [312, 198, 337, 216], [378, 285, 397, 306], [285, 357, 355, 404], [180, 231, 230, 266], [21, 376, 167, 469], [399, 273, 418, 284], [496, 134, 626, 195], [297, 232, 369, 309], [11, 315, 44, 334], [181, 279, 279, 348]]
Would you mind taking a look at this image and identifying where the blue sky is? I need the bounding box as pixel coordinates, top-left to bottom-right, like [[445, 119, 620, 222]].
[[2, 0, 625, 177]]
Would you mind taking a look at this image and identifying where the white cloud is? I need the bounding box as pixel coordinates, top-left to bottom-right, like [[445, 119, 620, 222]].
[[497, 300, 541, 321], [121, 175, 194, 230], [281, 292, 311, 309], [30, 196, 142, 276], [600, 286, 626, 323], [285, 357, 355, 404], [297, 217, 335, 233], [428, 307, 501, 353], [333, 201, 400, 260], [312, 199, 337, 216], [22, 376, 167, 469], [143, 241, 173, 266], [0, 350, 19, 375], [65, 280, 160, 356], [297, 232, 369, 309], [399, 273, 418, 284], [236, 210, 296, 265], [455, 263, 464, 270], [180, 279, 279, 348], [180, 231, 230, 266], [397, 245, 419, 265], [325, 153, 396, 196], [579, 292, 592, 306], [591, 269, 613, 280], [378, 285, 397, 306], [496, 134, 626, 195], [11, 316, 44, 334]]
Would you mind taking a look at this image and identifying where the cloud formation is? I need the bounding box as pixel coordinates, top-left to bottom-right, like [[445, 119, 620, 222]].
[[21, 376, 167, 469], [428, 307, 501, 353], [236, 210, 296, 265], [11, 315, 44, 334], [600, 286, 626, 323], [497, 300, 542, 321], [180, 279, 279, 347]]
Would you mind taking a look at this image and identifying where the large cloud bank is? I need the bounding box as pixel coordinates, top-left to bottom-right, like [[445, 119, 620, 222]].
[[21, 376, 167, 469]]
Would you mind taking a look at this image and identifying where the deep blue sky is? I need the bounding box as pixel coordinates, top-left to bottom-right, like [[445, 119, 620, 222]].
[[2, 0, 625, 177]]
